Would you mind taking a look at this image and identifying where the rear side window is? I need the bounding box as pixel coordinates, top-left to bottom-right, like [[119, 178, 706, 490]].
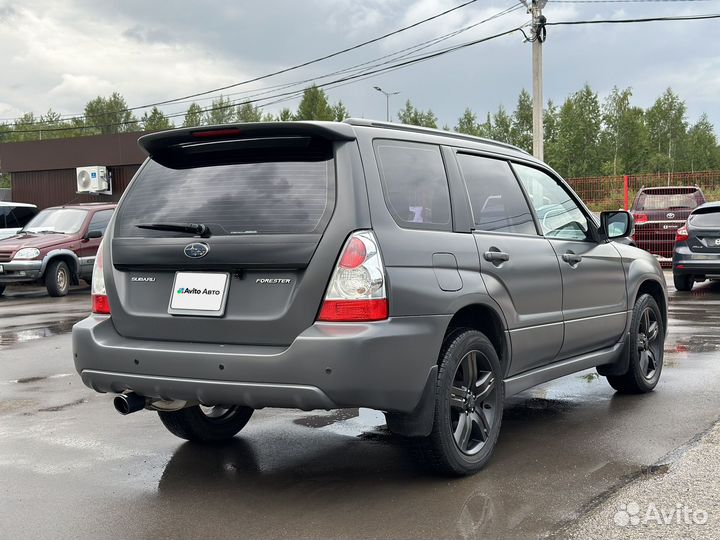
[[690, 208, 720, 227], [115, 159, 335, 237], [374, 140, 451, 230], [456, 154, 536, 235]]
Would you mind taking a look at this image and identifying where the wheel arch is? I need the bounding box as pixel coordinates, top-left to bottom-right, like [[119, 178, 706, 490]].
[[443, 302, 510, 377], [41, 250, 80, 285], [634, 278, 667, 330]]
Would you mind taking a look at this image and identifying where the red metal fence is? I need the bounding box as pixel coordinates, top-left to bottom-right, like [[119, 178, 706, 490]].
[[567, 170, 720, 213], [568, 170, 720, 263]]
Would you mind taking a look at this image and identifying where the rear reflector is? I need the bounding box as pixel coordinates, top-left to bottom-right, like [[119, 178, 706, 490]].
[[318, 299, 388, 322], [92, 294, 111, 315]]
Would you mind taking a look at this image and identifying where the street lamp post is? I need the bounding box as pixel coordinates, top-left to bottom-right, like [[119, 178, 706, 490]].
[[373, 86, 400, 122]]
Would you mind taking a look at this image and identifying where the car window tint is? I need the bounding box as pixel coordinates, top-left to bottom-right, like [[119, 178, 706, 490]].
[[456, 154, 536, 235], [88, 209, 114, 234], [690, 208, 720, 227], [513, 163, 591, 241], [374, 140, 451, 230], [639, 193, 699, 211]]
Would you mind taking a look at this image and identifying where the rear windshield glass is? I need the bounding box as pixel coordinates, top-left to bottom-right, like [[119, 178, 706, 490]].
[[115, 159, 335, 237], [637, 193, 700, 211], [690, 208, 720, 227]]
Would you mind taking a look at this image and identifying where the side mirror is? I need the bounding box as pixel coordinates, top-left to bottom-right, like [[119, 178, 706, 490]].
[[600, 211, 634, 240], [84, 230, 103, 240]]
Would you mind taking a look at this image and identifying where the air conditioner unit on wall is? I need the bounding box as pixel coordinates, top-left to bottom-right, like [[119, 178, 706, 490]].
[[76, 166, 111, 194]]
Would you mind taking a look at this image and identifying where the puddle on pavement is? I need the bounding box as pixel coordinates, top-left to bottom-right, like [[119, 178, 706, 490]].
[[0, 318, 83, 348], [294, 407, 387, 437], [38, 398, 86, 413], [504, 397, 578, 419]]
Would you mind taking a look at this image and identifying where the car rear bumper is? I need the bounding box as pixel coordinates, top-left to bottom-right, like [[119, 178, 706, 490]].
[[72, 314, 449, 413], [673, 246, 720, 275], [0, 260, 42, 283]]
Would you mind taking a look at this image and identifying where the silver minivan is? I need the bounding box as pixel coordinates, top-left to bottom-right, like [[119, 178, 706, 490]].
[[73, 120, 667, 475]]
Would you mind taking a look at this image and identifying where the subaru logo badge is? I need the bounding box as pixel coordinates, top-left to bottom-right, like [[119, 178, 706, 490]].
[[184, 243, 209, 259]]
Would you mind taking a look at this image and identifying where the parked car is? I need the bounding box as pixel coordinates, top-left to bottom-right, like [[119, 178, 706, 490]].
[[631, 186, 706, 262], [672, 202, 720, 291], [0, 201, 38, 240], [73, 121, 667, 476], [0, 203, 116, 297]]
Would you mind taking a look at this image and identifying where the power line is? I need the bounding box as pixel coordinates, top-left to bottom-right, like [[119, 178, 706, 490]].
[[0, 0, 482, 125], [546, 12, 720, 23], [3, 2, 524, 127], [7, 24, 528, 135], [553, 0, 711, 3]]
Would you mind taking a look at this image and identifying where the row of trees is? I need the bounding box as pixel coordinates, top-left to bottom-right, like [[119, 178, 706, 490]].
[[1, 84, 719, 179]]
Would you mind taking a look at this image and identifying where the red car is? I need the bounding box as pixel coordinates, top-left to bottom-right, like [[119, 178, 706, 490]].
[[0, 203, 116, 297], [631, 186, 706, 263]]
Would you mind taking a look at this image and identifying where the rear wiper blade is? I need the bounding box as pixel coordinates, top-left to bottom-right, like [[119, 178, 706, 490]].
[[136, 222, 211, 238]]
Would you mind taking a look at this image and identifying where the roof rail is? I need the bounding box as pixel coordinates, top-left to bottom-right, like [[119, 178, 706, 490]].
[[343, 118, 530, 155]]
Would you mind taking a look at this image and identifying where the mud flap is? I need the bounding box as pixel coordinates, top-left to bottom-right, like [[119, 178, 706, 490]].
[[385, 365, 438, 437], [597, 332, 631, 376]]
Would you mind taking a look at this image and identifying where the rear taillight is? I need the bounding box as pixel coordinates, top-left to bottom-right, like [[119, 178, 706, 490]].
[[633, 213, 648, 224], [675, 223, 689, 243], [318, 230, 388, 322], [91, 239, 110, 315]]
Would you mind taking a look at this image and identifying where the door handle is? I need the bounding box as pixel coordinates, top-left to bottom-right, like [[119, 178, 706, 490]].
[[483, 251, 510, 263], [562, 252, 582, 265]]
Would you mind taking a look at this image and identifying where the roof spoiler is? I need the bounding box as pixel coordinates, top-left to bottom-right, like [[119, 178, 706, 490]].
[[138, 121, 356, 157]]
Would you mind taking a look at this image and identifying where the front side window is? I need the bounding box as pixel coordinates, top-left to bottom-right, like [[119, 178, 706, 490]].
[[374, 140, 451, 230], [23, 208, 88, 235], [513, 164, 591, 241], [457, 153, 536, 235], [88, 209, 114, 235]]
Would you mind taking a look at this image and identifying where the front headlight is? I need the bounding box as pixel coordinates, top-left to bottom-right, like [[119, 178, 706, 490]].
[[13, 248, 40, 260]]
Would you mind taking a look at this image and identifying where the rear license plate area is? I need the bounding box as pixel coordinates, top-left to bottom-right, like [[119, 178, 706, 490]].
[[168, 272, 230, 317]]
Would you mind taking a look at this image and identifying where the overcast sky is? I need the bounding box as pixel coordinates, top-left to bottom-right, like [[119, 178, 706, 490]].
[[1, 0, 719, 133]]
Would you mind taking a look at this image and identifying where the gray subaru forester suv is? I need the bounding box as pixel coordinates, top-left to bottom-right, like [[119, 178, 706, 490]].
[[73, 120, 667, 476]]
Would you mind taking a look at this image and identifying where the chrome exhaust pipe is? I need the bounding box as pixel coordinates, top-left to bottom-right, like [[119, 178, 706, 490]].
[[113, 392, 146, 415]]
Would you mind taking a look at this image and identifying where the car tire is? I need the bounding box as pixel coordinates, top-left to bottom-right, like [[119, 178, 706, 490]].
[[411, 329, 504, 476], [158, 405, 254, 443], [0, 285, 5, 296], [606, 294, 664, 394], [673, 273, 693, 292], [45, 260, 70, 297]]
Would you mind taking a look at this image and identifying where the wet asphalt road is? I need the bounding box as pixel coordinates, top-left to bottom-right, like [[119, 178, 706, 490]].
[[0, 276, 719, 540]]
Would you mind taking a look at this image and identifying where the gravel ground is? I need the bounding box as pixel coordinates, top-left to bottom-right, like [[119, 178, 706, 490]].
[[564, 419, 720, 539]]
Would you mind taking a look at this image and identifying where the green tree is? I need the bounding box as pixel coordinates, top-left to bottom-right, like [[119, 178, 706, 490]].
[[687, 114, 719, 171], [141, 106, 173, 131], [645, 88, 688, 173], [491, 105, 512, 144], [555, 84, 602, 178], [332, 101, 350, 121], [511, 89, 533, 153], [455, 108, 481, 136], [599, 87, 649, 175], [397, 99, 437, 128], [83, 92, 138, 134], [183, 103, 203, 127], [543, 100, 561, 169], [277, 108, 293, 121], [204, 96, 235, 125], [295, 85, 335, 121], [236, 102, 263, 122]]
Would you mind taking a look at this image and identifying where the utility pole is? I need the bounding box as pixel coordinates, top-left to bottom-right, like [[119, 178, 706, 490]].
[[373, 86, 400, 122], [521, 0, 547, 160]]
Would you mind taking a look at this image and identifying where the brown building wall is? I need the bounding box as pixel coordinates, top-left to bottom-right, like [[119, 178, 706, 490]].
[[11, 165, 140, 209]]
